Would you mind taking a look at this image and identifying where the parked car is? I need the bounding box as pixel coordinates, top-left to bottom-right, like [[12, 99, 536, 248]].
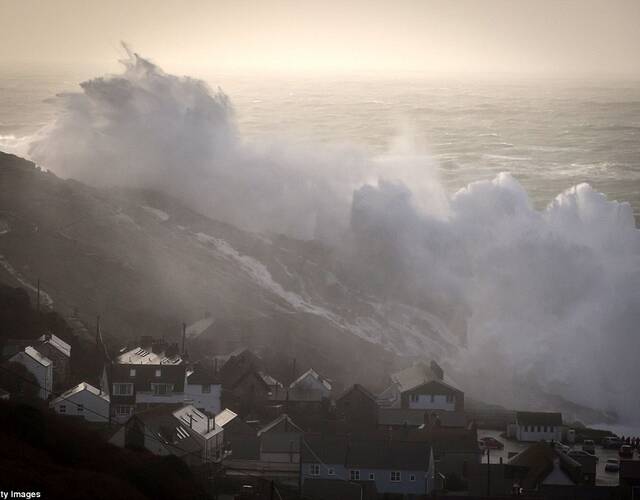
[[619, 445, 634, 459], [603, 437, 622, 449], [569, 450, 599, 462], [582, 439, 596, 454], [479, 437, 504, 450], [605, 459, 620, 473]]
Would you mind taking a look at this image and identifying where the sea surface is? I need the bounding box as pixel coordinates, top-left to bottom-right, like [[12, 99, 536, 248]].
[[1, 64, 639, 218]]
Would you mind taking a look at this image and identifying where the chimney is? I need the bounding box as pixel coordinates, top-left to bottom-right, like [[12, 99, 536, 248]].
[[189, 414, 193, 428]]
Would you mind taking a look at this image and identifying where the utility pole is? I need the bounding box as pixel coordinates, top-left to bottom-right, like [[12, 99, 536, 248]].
[[486, 448, 491, 497], [182, 322, 186, 355]]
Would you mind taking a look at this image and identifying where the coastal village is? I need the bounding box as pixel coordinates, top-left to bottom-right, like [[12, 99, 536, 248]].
[[2, 313, 640, 500]]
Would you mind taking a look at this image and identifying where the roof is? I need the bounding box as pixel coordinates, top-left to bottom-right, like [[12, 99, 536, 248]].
[[390, 361, 442, 393], [14, 346, 52, 367], [186, 362, 220, 385], [337, 383, 377, 403], [427, 427, 480, 454], [257, 371, 282, 388], [378, 408, 426, 427], [214, 408, 238, 428], [302, 435, 431, 471], [258, 414, 303, 436], [38, 334, 71, 357], [302, 435, 350, 464], [403, 379, 463, 396], [347, 440, 431, 470], [261, 432, 301, 454], [132, 406, 202, 457], [290, 368, 332, 392], [508, 442, 581, 489], [116, 346, 183, 366], [173, 405, 221, 439], [50, 381, 109, 406], [516, 411, 563, 427]]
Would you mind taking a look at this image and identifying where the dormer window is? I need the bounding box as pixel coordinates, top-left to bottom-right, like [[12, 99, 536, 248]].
[[130, 368, 136, 377], [155, 369, 161, 377]]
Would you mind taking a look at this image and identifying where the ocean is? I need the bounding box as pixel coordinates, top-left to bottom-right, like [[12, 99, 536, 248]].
[[1, 64, 639, 219]]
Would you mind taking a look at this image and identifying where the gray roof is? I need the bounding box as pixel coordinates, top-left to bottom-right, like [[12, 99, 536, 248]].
[[516, 411, 563, 426], [38, 334, 71, 357], [346, 440, 431, 470], [261, 432, 301, 454], [302, 435, 431, 471]]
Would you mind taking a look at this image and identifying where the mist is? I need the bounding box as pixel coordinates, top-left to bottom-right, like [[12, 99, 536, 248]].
[[11, 49, 640, 422]]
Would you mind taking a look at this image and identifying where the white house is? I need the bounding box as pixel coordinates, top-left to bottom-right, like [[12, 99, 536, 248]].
[[173, 405, 224, 462], [512, 411, 564, 442], [10, 346, 52, 399], [184, 366, 221, 414], [49, 382, 110, 423]]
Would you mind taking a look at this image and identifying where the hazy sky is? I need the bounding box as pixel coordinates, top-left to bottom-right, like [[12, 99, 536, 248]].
[[1, 0, 639, 77]]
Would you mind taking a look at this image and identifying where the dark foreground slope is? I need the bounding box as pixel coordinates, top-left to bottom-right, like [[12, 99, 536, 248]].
[[0, 401, 205, 499]]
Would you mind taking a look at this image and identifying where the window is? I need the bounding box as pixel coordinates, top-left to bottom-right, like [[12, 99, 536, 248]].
[[543, 425, 548, 432], [409, 474, 416, 482], [113, 383, 134, 396], [59, 404, 66, 413], [369, 472, 375, 480], [391, 471, 401, 482], [129, 368, 136, 377], [350, 470, 360, 481], [202, 384, 211, 393], [77, 404, 84, 413], [328, 468, 335, 476], [410, 394, 419, 402], [155, 369, 162, 377], [309, 464, 320, 476], [446, 394, 454, 403], [115, 405, 133, 417], [151, 383, 174, 395], [430, 394, 435, 403]]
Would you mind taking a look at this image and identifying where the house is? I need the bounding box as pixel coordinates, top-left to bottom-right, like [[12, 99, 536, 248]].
[[34, 333, 71, 388], [426, 426, 481, 483], [301, 435, 435, 497], [378, 408, 428, 429], [184, 362, 221, 414], [106, 339, 187, 422], [221, 414, 302, 487], [511, 411, 564, 442], [49, 382, 110, 423], [379, 360, 464, 412], [9, 346, 52, 399], [336, 384, 378, 428], [507, 441, 583, 492], [111, 405, 204, 467], [173, 405, 224, 463], [288, 368, 332, 401], [620, 460, 640, 500]]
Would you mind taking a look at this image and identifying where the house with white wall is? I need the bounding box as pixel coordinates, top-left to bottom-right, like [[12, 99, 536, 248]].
[[301, 435, 435, 497], [379, 361, 464, 412], [512, 411, 563, 442], [184, 364, 221, 414], [9, 346, 52, 399], [173, 405, 224, 463], [49, 382, 110, 423], [35, 333, 71, 388]]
